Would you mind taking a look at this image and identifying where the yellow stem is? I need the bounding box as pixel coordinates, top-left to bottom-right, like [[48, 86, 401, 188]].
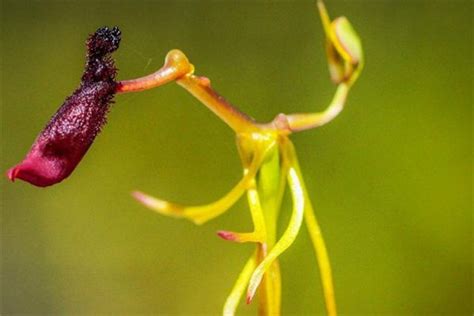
[[116, 49, 193, 93], [285, 140, 337, 316], [283, 83, 349, 132], [304, 199, 337, 316], [223, 252, 257, 316], [176, 74, 258, 133], [247, 167, 305, 303], [132, 142, 272, 225]]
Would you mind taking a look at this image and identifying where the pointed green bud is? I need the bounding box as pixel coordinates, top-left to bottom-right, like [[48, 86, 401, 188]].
[[333, 17, 363, 66], [317, 1, 363, 85]]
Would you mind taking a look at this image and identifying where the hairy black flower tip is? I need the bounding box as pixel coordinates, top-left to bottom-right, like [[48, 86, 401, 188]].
[[87, 26, 121, 57], [83, 26, 121, 83], [8, 26, 122, 187]]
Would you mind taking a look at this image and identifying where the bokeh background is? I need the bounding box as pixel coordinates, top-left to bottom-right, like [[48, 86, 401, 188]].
[[1, 0, 471, 315]]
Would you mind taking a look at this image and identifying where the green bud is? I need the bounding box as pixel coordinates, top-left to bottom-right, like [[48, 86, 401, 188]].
[[318, 1, 363, 85]]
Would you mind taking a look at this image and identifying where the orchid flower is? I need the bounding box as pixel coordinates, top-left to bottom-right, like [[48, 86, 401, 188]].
[[8, 2, 363, 315]]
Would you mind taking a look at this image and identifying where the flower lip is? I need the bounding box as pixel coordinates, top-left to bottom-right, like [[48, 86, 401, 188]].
[[7, 167, 19, 182], [7, 26, 121, 187], [7, 161, 64, 188], [7, 138, 88, 187]]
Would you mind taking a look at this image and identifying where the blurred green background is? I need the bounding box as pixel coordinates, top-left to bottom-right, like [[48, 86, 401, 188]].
[[1, 0, 471, 315]]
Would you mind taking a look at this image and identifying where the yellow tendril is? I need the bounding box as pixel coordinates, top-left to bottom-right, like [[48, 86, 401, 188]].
[[285, 139, 337, 316], [246, 167, 305, 303], [132, 144, 270, 225], [223, 252, 257, 316]]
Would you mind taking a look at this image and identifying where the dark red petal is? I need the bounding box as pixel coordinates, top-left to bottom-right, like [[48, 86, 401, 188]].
[[7, 26, 121, 187]]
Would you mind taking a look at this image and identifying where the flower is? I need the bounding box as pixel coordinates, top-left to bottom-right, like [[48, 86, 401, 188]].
[[7, 26, 121, 187], [317, 0, 363, 85], [7, 1, 363, 314]]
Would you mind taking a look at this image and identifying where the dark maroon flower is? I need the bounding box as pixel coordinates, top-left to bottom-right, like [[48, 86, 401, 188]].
[[7, 26, 121, 187]]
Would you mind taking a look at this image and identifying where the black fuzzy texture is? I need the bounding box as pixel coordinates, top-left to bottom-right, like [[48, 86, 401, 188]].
[[39, 26, 121, 159], [82, 26, 121, 83]]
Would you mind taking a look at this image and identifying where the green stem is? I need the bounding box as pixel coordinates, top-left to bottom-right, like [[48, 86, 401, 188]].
[[254, 142, 286, 315], [285, 140, 337, 316]]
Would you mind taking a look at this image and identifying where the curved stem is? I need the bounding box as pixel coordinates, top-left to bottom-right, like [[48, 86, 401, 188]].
[[285, 140, 337, 316], [280, 83, 350, 132], [246, 167, 305, 303], [223, 252, 257, 316], [117, 47, 352, 135], [132, 143, 271, 225], [116, 49, 193, 93], [176, 74, 258, 133], [304, 197, 337, 316], [218, 178, 267, 243], [117, 49, 257, 133]]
